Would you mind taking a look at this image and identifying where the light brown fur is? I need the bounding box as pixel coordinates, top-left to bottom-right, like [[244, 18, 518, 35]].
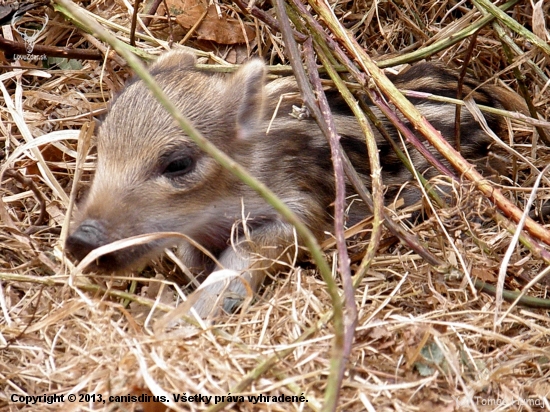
[[66, 50, 524, 318]]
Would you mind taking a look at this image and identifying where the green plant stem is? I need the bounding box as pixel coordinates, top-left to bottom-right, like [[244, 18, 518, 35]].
[[489, 20, 550, 145], [377, 0, 521, 67], [472, 0, 550, 57], [273, 2, 352, 410]]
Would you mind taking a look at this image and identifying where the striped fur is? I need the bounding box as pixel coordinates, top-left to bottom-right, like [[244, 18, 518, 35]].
[[66, 51, 524, 318]]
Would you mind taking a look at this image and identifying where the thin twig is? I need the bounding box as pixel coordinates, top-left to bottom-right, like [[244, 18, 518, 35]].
[[140, 0, 163, 30], [0, 36, 103, 60], [304, 37, 358, 411], [3, 169, 48, 227], [233, 0, 307, 43], [129, 0, 142, 46], [272, 2, 347, 410]]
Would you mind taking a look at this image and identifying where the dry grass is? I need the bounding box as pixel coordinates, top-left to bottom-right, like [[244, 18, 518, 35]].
[[1, 0, 550, 411]]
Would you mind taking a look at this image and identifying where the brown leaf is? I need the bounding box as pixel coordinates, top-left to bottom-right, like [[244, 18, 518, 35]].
[[25, 162, 39, 176], [471, 266, 497, 282], [167, 0, 254, 45], [40, 143, 64, 163]]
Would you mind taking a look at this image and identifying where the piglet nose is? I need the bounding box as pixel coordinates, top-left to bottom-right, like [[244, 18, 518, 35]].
[[65, 220, 106, 262]]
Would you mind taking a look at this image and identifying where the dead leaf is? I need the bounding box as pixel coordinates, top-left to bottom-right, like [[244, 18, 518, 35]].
[[166, 0, 254, 45], [40, 143, 65, 163], [472, 266, 497, 282]]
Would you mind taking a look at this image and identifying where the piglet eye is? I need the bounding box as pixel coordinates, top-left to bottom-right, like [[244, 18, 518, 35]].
[[162, 157, 194, 177]]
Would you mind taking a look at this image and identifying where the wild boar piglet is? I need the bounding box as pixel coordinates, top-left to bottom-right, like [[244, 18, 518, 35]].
[[66, 50, 522, 318]]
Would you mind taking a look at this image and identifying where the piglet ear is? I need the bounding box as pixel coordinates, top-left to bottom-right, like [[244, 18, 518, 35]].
[[229, 59, 266, 140], [149, 49, 196, 74]]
